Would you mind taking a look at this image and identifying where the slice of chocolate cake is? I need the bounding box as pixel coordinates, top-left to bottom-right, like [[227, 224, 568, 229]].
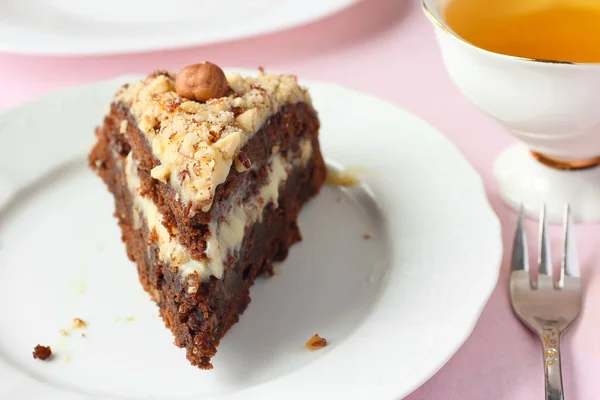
[[89, 62, 326, 369]]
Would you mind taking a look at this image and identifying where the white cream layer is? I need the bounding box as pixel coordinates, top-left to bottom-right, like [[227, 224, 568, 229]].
[[123, 140, 312, 282]]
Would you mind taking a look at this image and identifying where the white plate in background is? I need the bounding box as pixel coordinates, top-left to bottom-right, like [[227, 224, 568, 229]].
[[0, 72, 502, 399], [0, 0, 358, 56]]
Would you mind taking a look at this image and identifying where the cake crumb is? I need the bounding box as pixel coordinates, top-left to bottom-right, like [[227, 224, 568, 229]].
[[33, 345, 52, 360], [363, 232, 372, 240], [115, 317, 121, 322], [305, 334, 328, 351], [125, 317, 135, 322], [66, 356, 72, 363], [72, 318, 86, 329], [60, 329, 68, 336], [81, 333, 87, 338], [326, 169, 359, 187], [76, 283, 85, 294]]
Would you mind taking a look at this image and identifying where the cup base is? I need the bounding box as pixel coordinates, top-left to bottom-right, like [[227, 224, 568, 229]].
[[494, 144, 600, 222]]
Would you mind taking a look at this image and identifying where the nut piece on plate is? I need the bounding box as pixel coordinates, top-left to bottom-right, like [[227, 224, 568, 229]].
[[305, 334, 328, 350], [175, 62, 230, 102], [72, 317, 86, 329], [32, 344, 52, 360]]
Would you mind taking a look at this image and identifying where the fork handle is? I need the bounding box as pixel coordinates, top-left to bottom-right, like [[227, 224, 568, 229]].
[[541, 327, 564, 400]]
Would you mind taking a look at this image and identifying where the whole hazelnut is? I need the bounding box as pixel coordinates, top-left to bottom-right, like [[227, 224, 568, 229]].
[[175, 62, 230, 102]]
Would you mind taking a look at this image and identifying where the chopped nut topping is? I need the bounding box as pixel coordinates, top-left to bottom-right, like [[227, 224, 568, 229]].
[[236, 108, 259, 132], [180, 101, 202, 113], [234, 151, 253, 172], [187, 285, 198, 294], [150, 164, 170, 183], [115, 69, 312, 213]]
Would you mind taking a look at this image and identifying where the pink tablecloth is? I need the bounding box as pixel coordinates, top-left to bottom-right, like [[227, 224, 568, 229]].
[[1, 0, 598, 398]]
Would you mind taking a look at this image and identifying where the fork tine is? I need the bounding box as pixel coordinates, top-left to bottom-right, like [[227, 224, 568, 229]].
[[511, 205, 529, 272], [559, 204, 580, 287], [538, 204, 552, 277]]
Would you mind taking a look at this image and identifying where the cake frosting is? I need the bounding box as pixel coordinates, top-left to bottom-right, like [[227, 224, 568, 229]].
[[115, 71, 313, 214]]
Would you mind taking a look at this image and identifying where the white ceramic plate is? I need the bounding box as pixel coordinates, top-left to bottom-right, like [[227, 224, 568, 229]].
[[0, 0, 358, 56], [0, 73, 502, 400]]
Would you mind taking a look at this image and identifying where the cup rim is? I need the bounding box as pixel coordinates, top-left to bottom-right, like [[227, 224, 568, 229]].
[[422, 0, 600, 68]]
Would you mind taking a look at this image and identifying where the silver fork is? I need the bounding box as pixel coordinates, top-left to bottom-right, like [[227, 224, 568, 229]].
[[509, 205, 582, 400]]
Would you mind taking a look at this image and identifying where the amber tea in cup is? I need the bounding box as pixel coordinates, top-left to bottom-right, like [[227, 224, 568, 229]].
[[444, 0, 600, 63]]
